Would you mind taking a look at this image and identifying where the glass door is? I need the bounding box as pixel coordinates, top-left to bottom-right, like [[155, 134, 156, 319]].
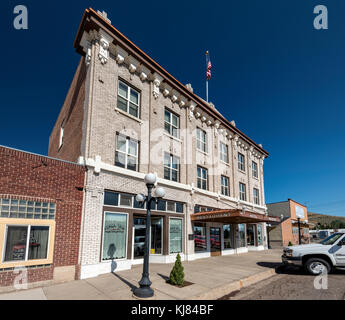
[[133, 217, 146, 259], [210, 227, 221, 256], [150, 217, 162, 254]]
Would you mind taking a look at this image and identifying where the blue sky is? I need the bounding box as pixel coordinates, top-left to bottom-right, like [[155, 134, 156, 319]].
[[0, 1, 344, 216]]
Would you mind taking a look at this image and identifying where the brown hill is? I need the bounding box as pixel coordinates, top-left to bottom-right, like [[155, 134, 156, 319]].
[[308, 212, 345, 229]]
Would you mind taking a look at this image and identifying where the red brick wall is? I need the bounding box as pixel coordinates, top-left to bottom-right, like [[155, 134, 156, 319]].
[[48, 57, 86, 162], [0, 146, 85, 287]]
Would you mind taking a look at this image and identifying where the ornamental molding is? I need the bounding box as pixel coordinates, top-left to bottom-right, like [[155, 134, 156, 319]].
[[188, 101, 197, 121], [98, 30, 113, 65], [152, 73, 163, 99]]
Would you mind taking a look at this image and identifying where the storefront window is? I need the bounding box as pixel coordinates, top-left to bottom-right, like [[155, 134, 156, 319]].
[[257, 224, 263, 245], [102, 212, 127, 260], [151, 217, 162, 254], [194, 223, 207, 252], [247, 225, 256, 246], [238, 224, 246, 247], [133, 217, 146, 259], [223, 224, 233, 249], [169, 218, 182, 254], [4, 225, 50, 262]]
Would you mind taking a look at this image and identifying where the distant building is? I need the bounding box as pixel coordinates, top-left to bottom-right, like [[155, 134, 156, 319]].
[[267, 199, 310, 247]]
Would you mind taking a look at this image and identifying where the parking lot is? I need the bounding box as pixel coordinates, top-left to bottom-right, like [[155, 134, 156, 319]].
[[220, 264, 345, 300]]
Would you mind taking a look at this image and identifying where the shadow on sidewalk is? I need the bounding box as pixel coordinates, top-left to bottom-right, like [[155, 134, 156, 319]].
[[256, 261, 305, 275], [111, 272, 138, 292]]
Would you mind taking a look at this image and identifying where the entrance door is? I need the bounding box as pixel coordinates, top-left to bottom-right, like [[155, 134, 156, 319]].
[[210, 227, 221, 256]]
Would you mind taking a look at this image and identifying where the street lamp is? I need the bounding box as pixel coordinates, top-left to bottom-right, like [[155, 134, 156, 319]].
[[297, 218, 302, 245], [133, 173, 165, 299]]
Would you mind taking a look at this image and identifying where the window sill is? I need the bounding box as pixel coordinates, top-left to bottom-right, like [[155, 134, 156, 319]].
[[163, 132, 183, 143], [114, 107, 143, 124], [196, 149, 209, 156], [252, 176, 259, 181], [238, 169, 246, 174], [220, 160, 230, 167]]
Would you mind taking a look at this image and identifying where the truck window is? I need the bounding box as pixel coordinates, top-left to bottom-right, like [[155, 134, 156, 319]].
[[320, 233, 344, 245]]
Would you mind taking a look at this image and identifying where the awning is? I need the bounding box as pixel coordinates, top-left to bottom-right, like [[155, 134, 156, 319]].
[[191, 209, 281, 224]]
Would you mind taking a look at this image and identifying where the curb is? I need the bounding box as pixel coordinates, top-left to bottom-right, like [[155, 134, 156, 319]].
[[189, 269, 276, 300]]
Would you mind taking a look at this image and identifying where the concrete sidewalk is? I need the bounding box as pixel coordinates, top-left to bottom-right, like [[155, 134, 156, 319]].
[[0, 249, 282, 300]]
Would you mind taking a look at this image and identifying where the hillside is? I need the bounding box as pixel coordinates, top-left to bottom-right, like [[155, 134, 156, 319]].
[[308, 212, 345, 229]]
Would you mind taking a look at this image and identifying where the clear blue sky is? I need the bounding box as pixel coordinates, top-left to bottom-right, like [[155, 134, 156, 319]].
[[0, 1, 344, 216]]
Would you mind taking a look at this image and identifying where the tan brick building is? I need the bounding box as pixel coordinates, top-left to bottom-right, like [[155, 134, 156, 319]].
[[267, 199, 311, 247], [49, 8, 278, 279]]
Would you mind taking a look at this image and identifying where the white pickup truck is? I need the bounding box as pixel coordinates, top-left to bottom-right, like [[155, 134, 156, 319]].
[[282, 232, 345, 275]]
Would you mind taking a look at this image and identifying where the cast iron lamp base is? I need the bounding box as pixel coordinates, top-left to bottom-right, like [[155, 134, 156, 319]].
[[133, 286, 154, 298]]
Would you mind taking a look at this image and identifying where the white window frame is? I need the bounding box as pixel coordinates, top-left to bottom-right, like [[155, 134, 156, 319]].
[[59, 120, 65, 149], [168, 217, 183, 255], [253, 188, 260, 205], [164, 108, 180, 138], [164, 153, 180, 182], [221, 175, 230, 196], [197, 166, 208, 190], [252, 161, 258, 178], [238, 153, 245, 171], [196, 128, 207, 153], [117, 80, 140, 118], [101, 211, 129, 262], [2, 224, 51, 263], [220, 142, 229, 163], [239, 182, 246, 201], [115, 134, 139, 171]]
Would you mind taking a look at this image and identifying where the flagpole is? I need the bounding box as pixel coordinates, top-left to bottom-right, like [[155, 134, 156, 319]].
[[206, 51, 209, 102]]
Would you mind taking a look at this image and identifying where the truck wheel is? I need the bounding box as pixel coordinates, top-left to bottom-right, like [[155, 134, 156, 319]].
[[304, 258, 331, 275]]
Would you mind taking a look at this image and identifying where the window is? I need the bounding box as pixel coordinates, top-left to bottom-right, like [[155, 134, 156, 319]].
[[253, 188, 260, 205], [151, 217, 163, 254], [194, 223, 207, 252], [104, 192, 119, 206], [196, 128, 207, 153], [220, 142, 229, 163], [119, 194, 132, 207], [257, 224, 263, 245], [3, 225, 50, 262], [102, 212, 127, 260], [238, 153, 245, 171], [247, 225, 255, 246], [223, 225, 233, 249], [197, 166, 208, 190], [164, 108, 179, 138], [164, 153, 180, 182], [117, 80, 140, 118], [292, 227, 299, 234], [169, 218, 183, 254], [221, 176, 230, 196], [239, 183, 246, 201], [0, 198, 56, 220], [252, 161, 258, 178], [238, 224, 246, 247], [59, 120, 65, 149], [115, 133, 139, 171]]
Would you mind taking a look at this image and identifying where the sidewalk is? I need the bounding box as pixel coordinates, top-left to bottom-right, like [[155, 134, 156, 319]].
[[0, 249, 283, 300]]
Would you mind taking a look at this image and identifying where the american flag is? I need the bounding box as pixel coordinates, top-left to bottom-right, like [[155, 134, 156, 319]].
[[206, 51, 212, 80]]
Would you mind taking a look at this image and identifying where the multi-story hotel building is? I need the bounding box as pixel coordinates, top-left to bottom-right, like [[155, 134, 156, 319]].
[[49, 8, 279, 279]]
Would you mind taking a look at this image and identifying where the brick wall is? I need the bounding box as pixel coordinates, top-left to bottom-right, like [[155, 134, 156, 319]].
[[48, 57, 87, 162], [0, 146, 85, 287]]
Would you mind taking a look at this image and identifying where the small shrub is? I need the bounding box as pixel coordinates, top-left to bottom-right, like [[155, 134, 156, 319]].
[[169, 253, 184, 286], [288, 241, 293, 246]]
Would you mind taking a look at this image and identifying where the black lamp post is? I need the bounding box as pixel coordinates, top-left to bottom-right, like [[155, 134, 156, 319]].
[[297, 218, 302, 245], [266, 223, 271, 249], [133, 173, 165, 299]]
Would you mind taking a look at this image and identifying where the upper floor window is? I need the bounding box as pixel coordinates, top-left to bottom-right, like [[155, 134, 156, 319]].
[[252, 161, 258, 178], [164, 153, 180, 182], [253, 188, 260, 205], [164, 108, 179, 138], [238, 153, 245, 171], [196, 128, 207, 153], [59, 120, 65, 149], [221, 175, 230, 196], [197, 166, 208, 190], [117, 80, 140, 118], [220, 142, 229, 163], [115, 133, 139, 171], [239, 182, 246, 201]]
